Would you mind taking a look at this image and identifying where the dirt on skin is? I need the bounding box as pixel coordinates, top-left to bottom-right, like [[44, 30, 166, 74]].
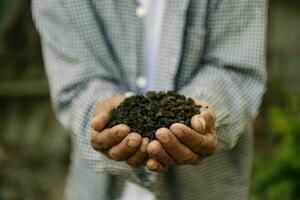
[[106, 91, 201, 140]]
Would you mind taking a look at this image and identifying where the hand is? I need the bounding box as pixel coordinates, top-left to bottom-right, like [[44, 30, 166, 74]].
[[90, 96, 149, 167], [146, 101, 218, 172]]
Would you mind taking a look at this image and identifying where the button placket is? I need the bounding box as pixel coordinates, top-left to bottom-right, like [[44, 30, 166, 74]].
[[136, 76, 147, 89], [135, 5, 146, 18]]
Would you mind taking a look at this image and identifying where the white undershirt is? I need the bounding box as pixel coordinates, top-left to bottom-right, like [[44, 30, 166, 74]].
[[141, 0, 165, 92], [121, 0, 165, 199]]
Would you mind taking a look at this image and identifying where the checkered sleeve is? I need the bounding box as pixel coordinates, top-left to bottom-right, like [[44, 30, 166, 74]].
[[32, 0, 153, 187], [179, 0, 267, 150]]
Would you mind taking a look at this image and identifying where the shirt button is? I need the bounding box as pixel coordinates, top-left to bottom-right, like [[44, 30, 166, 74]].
[[136, 76, 147, 88], [135, 6, 146, 18], [124, 91, 136, 97]]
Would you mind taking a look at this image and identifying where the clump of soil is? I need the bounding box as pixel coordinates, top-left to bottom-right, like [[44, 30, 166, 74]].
[[106, 91, 201, 140]]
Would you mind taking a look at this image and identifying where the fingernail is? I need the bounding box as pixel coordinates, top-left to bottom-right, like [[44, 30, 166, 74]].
[[172, 127, 182, 135], [143, 138, 150, 143], [198, 117, 206, 132], [158, 132, 170, 143], [148, 160, 158, 170], [92, 116, 100, 126], [151, 163, 158, 170], [128, 139, 140, 148], [92, 113, 106, 125], [117, 130, 127, 138]]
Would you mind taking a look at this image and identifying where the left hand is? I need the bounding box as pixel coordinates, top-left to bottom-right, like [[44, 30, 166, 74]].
[[146, 101, 218, 172]]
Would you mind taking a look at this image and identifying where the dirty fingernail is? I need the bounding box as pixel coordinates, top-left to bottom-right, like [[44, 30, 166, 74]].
[[158, 132, 170, 143], [92, 116, 100, 126], [149, 161, 158, 170], [117, 130, 128, 138], [92, 113, 106, 124], [128, 139, 140, 148], [172, 127, 182, 135]]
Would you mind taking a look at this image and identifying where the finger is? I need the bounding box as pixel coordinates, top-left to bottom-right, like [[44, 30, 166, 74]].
[[91, 111, 110, 131], [201, 111, 215, 132], [204, 128, 218, 155], [196, 100, 214, 114], [91, 130, 102, 151], [93, 96, 125, 117], [146, 158, 167, 173], [91, 124, 130, 150], [147, 140, 174, 168], [110, 96, 126, 107], [191, 115, 206, 134], [107, 133, 142, 161], [199, 101, 215, 121], [126, 138, 149, 167], [92, 96, 126, 131], [155, 128, 200, 165], [170, 123, 217, 155], [170, 123, 205, 153], [193, 113, 214, 133]]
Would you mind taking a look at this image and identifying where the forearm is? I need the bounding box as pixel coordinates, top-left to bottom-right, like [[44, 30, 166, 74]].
[[43, 44, 156, 189], [179, 0, 267, 150], [33, 0, 154, 189]]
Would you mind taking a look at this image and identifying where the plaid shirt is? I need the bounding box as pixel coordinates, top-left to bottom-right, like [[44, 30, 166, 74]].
[[32, 0, 267, 199]]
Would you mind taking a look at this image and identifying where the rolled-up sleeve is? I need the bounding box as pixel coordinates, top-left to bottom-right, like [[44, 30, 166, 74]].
[[179, 0, 267, 150]]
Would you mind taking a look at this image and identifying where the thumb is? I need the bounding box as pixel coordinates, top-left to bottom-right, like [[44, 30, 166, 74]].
[[191, 102, 215, 133], [191, 114, 206, 134], [91, 111, 110, 131], [91, 96, 125, 131]]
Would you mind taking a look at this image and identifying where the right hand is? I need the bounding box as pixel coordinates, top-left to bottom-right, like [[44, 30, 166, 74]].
[[90, 96, 149, 167]]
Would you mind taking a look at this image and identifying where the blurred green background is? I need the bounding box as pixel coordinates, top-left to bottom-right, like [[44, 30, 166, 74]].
[[0, 0, 299, 199]]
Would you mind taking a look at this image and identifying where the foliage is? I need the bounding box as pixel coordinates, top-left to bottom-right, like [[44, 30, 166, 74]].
[[0, 0, 43, 81], [251, 85, 300, 200]]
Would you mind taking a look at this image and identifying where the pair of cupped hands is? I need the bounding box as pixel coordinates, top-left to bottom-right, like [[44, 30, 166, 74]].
[[91, 96, 218, 173]]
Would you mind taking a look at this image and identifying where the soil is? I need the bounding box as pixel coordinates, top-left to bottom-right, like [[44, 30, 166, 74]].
[[106, 91, 201, 140]]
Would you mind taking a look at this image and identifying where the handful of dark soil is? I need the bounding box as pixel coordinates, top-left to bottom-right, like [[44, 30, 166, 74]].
[[106, 91, 201, 140]]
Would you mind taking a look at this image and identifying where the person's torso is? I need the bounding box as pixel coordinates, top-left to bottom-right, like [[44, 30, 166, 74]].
[[62, 0, 208, 93], [62, 1, 253, 199]]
